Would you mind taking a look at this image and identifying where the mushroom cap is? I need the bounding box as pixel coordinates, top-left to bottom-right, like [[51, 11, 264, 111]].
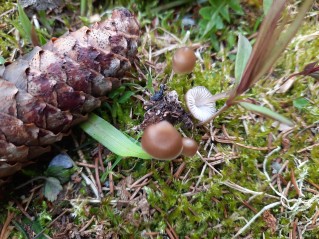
[[141, 121, 183, 160], [172, 47, 197, 74], [181, 137, 198, 157], [185, 86, 216, 122]]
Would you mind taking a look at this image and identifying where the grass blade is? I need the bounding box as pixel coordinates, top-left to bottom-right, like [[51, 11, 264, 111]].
[[235, 34, 252, 84], [80, 114, 151, 159], [17, 3, 32, 42], [239, 102, 294, 126], [263, 0, 273, 15], [255, 0, 313, 84], [101, 156, 123, 182]]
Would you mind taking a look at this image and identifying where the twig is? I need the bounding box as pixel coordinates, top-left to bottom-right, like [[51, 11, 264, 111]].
[[232, 201, 282, 238], [79, 216, 95, 232], [130, 172, 154, 188], [14, 200, 34, 221], [81, 173, 100, 201], [130, 178, 148, 200], [94, 156, 103, 197], [263, 147, 285, 198], [15, 176, 47, 190], [297, 143, 319, 153], [290, 168, 303, 197], [165, 220, 178, 239], [98, 144, 105, 172], [0, 211, 14, 239], [197, 152, 222, 176], [195, 163, 207, 188], [33, 210, 69, 239], [72, 133, 99, 199], [222, 180, 278, 199]]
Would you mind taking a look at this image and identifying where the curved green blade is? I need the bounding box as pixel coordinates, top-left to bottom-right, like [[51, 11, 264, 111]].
[[80, 114, 151, 159]]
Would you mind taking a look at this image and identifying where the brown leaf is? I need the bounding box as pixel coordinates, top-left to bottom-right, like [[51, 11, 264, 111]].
[[263, 210, 277, 234]]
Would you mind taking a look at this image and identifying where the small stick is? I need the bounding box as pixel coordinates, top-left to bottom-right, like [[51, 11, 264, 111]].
[[130, 172, 153, 188], [72, 134, 98, 198], [0, 211, 14, 239], [232, 202, 281, 239], [165, 220, 179, 239], [108, 161, 114, 196], [290, 168, 303, 197], [94, 156, 103, 197], [129, 178, 148, 200], [79, 216, 95, 232], [98, 144, 105, 172], [14, 200, 34, 221]]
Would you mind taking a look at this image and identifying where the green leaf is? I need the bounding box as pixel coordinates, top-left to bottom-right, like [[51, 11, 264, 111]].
[[118, 91, 135, 104], [17, 3, 32, 42], [293, 98, 310, 109], [239, 102, 294, 126], [219, 5, 230, 22], [80, 114, 151, 159], [199, 7, 213, 20], [45, 166, 75, 184], [202, 3, 225, 37], [37, 31, 47, 45], [263, 0, 273, 15], [12, 221, 30, 239], [21, 217, 47, 239], [235, 34, 252, 83], [101, 156, 123, 182], [146, 73, 154, 94], [109, 85, 125, 99], [229, 0, 243, 14], [44, 177, 63, 202]]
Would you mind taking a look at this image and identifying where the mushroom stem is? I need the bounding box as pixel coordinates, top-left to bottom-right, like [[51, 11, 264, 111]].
[[198, 91, 230, 105], [210, 91, 230, 101], [197, 104, 230, 126]]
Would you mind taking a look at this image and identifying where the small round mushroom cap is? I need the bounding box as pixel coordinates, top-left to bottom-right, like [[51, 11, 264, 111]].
[[172, 47, 197, 74], [141, 121, 183, 160], [181, 137, 198, 157], [185, 86, 216, 122]]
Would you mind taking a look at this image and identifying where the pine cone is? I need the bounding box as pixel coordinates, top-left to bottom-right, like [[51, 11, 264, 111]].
[[0, 8, 139, 183]]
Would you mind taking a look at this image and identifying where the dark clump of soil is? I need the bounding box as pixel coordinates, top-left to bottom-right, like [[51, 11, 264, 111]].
[[141, 90, 194, 130]]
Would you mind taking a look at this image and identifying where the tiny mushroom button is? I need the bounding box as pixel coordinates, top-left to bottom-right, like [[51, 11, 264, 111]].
[[185, 86, 216, 122], [172, 47, 197, 74], [141, 121, 183, 160], [181, 137, 198, 157]]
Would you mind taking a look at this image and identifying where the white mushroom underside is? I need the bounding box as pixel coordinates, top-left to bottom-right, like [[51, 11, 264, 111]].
[[186, 86, 216, 122]]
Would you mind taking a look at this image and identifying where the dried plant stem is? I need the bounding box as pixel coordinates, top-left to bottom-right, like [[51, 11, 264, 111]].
[[80, 173, 100, 201], [222, 180, 278, 199], [15, 176, 47, 190], [0, 211, 15, 239], [232, 201, 282, 239]]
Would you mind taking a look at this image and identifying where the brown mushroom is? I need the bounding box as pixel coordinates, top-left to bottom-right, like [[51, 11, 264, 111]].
[[172, 47, 197, 74], [181, 137, 198, 157], [141, 121, 183, 160]]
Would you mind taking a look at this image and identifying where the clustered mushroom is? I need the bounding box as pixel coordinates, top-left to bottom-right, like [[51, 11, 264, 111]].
[[172, 47, 197, 74], [141, 121, 198, 160]]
